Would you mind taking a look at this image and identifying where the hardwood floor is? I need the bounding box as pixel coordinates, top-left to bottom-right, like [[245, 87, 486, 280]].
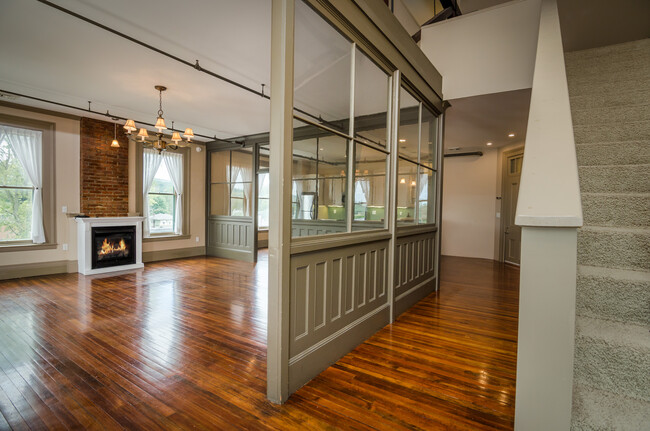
[[0, 253, 519, 430]]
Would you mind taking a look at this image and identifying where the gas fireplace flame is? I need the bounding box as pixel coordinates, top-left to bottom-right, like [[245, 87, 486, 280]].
[[99, 237, 127, 255]]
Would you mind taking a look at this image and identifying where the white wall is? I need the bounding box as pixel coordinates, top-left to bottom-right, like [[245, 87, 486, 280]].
[[420, 0, 541, 99], [441, 149, 498, 259], [442, 143, 524, 260]]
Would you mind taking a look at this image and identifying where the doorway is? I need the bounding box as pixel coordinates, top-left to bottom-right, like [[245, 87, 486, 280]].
[[500, 147, 524, 265]]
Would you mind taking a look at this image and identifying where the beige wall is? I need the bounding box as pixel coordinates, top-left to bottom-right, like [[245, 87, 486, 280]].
[[441, 143, 523, 260], [0, 105, 80, 267], [0, 104, 206, 276]]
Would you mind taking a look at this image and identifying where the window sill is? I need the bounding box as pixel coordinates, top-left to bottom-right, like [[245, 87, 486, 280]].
[[143, 234, 191, 243], [0, 242, 58, 253]]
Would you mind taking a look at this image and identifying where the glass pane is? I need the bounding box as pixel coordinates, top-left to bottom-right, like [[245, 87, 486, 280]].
[[210, 151, 229, 183], [293, 137, 318, 180], [0, 139, 32, 187], [420, 106, 438, 169], [258, 198, 269, 228], [353, 144, 387, 229], [258, 147, 270, 173], [354, 48, 389, 148], [148, 194, 174, 233], [231, 149, 253, 182], [230, 182, 253, 217], [150, 163, 174, 194], [292, 179, 317, 220], [397, 159, 418, 224], [210, 183, 229, 216], [0, 188, 32, 241], [418, 167, 436, 224], [294, 0, 351, 124], [399, 87, 420, 162]]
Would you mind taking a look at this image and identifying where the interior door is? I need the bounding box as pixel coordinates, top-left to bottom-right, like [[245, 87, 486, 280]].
[[503, 151, 523, 265]]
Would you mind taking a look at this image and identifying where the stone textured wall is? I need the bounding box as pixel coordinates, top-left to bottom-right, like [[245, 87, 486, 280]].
[[80, 117, 129, 217]]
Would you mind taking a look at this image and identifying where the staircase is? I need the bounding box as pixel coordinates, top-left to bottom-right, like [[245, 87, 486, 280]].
[[566, 38, 650, 430]]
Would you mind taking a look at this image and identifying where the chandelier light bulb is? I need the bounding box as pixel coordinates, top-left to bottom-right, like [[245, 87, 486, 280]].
[[137, 128, 149, 141], [183, 128, 194, 142], [123, 119, 136, 133], [171, 131, 182, 143]]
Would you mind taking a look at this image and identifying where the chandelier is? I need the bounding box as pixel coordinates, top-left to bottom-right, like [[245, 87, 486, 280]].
[[122, 85, 194, 153]]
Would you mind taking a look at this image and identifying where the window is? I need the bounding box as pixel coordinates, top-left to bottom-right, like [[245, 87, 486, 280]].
[[209, 149, 253, 217], [147, 162, 175, 234], [258, 172, 270, 228], [141, 148, 187, 238], [397, 86, 439, 225], [0, 117, 54, 247], [0, 137, 34, 241]]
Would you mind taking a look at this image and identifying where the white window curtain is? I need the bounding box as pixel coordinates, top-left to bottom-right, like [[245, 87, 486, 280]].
[[142, 148, 162, 237], [162, 151, 183, 234], [0, 125, 45, 243], [356, 179, 370, 205], [230, 163, 252, 217]]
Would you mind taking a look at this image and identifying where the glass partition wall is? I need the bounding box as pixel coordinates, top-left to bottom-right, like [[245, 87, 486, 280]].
[[267, 0, 444, 403]]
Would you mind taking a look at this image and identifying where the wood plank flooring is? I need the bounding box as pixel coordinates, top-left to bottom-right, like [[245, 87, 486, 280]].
[[0, 253, 519, 430]]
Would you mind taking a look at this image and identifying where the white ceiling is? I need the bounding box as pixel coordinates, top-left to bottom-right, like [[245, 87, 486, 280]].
[[444, 88, 531, 151]]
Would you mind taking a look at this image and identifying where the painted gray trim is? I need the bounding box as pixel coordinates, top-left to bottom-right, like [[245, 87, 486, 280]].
[[143, 234, 191, 243], [206, 246, 254, 262], [394, 230, 437, 300], [0, 243, 57, 252], [499, 146, 525, 263], [142, 246, 206, 263], [288, 304, 390, 393], [394, 275, 436, 317], [0, 259, 76, 280], [291, 230, 391, 255], [396, 224, 438, 238]]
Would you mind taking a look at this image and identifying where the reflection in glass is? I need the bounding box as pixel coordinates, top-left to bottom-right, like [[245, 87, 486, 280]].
[[397, 159, 418, 224], [209, 149, 253, 217], [420, 107, 438, 169], [399, 87, 420, 161], [210, 183, 229, 216], [292, 120, 347, 237], [352, 144, 387, 230], [418, 167, 435, 224], [294, 0, 351, 124], [354, 47, 389, 148]]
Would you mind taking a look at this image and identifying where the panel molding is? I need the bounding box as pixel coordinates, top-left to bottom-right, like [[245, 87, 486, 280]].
[[0, 260, 76, 280], [393, 230, 437, 318], [143, 246, 206, 263], [207, 216, 255, 262]]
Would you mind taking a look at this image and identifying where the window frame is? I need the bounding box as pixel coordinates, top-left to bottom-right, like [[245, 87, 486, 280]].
[[0, 113, 56, 251], [135, 145, 191, 241]]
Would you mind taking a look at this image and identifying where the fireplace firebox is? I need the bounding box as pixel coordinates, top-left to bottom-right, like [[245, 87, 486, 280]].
[[91, 226, 136, 269]]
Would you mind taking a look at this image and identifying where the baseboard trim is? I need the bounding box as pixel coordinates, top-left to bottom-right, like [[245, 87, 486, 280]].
[[0, 259, 77, 280], [206, 246, 254, 262], [288, 303, 390, 393], [394, 275, 436, 317], [143, 246, 206, 263]]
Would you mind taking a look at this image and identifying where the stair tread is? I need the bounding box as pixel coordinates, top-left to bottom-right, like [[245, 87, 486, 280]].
[[575, 316, 650, 348], [572, 383, 650, 430], [578, 265, 650, 282]]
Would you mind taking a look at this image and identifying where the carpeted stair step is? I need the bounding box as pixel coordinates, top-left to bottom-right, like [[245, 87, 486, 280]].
[[576, 265, 650, 326], [576, 141, 650, 166], [569, 88, 650, 111], [581, 193, 650, 227], [573, 316, 650, 401], [573, 121, 650, 143], [572, 384, 650, 431], [577, 226, 650, 271], [578, 164, 650, 194], [572, 103, 650, 126]]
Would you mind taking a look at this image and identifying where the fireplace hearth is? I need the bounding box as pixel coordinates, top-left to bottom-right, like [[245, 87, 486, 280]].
[[92, 226, 136, 269]]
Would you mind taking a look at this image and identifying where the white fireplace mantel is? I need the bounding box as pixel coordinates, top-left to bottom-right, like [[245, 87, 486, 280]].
[[76, 217, 145, 275]]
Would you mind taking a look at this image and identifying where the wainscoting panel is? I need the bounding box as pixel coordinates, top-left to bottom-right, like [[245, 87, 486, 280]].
[[394, 229, 437, 317], [207, 216, 255, 261], [288, 238, 391, 392]]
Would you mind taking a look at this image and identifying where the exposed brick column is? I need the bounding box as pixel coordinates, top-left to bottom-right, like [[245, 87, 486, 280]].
[[80, 117, 129, 217]]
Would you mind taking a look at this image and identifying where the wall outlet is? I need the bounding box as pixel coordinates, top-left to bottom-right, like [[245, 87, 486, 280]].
[[195, 236, 200, 243], [496, 212, 501, 218], [62, 205, 67, 213], [62, 243, 68, 251]]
